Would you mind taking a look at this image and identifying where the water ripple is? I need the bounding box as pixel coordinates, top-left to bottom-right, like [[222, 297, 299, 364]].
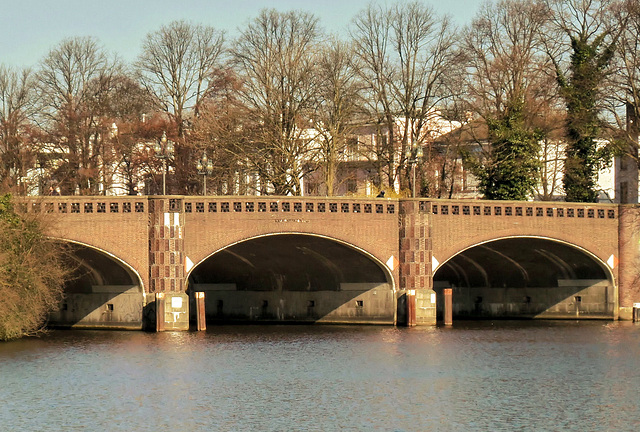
[[1, 321, 639, 431]]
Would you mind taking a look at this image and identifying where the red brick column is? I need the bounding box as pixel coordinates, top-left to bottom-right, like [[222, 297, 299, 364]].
[[399, 200, 431, 291], [399, 200, 435, 325], [149, 198, 186, 293], [618, 205, 640, 320]]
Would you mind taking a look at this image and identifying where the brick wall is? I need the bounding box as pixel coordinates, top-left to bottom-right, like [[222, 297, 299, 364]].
[[24, 195, 637, 317], [22, 196, 150, 293], [181, 196, 400, 289], [148, 198, 185, 293], [618, 205, 640, 314], [428, 200, 619, 269]]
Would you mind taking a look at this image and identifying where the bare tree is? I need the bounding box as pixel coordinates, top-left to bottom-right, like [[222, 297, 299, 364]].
[[312, 39, 365, 196], [428, 116, 474, 199], [463, 0, 556, 200], [231, 9, 321, 196], [465, 1, 554, 119], [534, 109, 567, 200], [105, 75, 159, 195], [136, 21, 226, 194], [191, 68, 253, 195], [0, 65, 37, 194], [351, 1, 460, 194], [608, 1, 639, 161], [136, 20, 225, 136], [36, 37, 121, 195]]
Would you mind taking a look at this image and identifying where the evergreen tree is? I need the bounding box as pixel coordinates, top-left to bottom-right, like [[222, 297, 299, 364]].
[[463, 0, 552, 201], [559, 34, 616, 202], [547, 0, 621, 202], [470, 104, 543, 200]]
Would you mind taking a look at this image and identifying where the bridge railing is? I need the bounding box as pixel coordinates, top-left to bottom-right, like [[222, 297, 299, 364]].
[[15, 196, 148, 214], [13, 196, 400, 217], [14, 195, 618, 221], [419, 199, 617, 220], [178, 196, 397, 216]]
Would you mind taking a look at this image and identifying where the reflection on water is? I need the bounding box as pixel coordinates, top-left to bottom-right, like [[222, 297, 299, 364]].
[[1, 321, 639, 431]]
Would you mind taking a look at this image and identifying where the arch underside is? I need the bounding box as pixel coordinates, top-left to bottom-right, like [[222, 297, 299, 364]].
[[189, 234, 395, 324], [49, 243, 144, 329], [434, 238, 615, 319]]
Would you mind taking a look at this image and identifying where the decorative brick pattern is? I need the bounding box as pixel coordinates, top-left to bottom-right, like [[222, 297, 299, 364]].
[[399, 201, 431, 291], [149, 199, 184, 293]]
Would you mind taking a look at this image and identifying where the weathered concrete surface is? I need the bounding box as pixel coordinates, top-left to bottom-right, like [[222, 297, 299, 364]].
[[49, 286, 143, 329], [193, 283, 394, 324], [435, 281, 614, 319], [416, 289, 437, 325]]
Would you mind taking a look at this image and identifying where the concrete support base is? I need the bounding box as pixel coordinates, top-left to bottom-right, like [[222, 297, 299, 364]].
[[197, 285, 394, 324], [156, 292, 189, 331], [618, 307, 633, 321], [397, 289, 437, 326], [407, 290, 416, 326], [415, 289, 437, 325]]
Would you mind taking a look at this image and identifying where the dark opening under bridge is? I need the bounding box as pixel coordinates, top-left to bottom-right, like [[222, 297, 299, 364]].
[[20, 195, 640, 330]]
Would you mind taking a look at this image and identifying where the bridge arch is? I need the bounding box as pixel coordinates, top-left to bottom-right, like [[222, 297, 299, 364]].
[[433, 236, 616, 320], [187, 232, 396, 324], [48, 239, 145, 329]]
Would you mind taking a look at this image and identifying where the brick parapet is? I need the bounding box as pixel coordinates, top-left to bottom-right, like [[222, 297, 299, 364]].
[[18, 195, 151, 293], [426, 199, 619, 266]]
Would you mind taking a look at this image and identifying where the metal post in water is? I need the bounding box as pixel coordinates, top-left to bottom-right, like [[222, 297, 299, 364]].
[[156, 292, 165, 332], [407, 289, 416, 326], [444, 288, 453, 326], [196, 292, 206, 331]]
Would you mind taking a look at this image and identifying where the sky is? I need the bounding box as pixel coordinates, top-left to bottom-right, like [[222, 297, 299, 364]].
[[0, 0, 483, 68]]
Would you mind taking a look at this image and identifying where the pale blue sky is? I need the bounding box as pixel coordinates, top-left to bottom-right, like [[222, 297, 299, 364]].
[[0, 0, 483, 68]]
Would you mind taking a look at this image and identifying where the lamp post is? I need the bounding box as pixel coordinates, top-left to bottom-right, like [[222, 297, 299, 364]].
[[196, 151, 213, 195], [405, 144, 424, 198], [154, 131, 174, 195]]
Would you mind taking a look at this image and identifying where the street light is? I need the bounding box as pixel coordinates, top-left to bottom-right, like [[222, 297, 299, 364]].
[[405, 144, 424, 198], [154, 131, 174, 195], [196, 151, 213, 195]]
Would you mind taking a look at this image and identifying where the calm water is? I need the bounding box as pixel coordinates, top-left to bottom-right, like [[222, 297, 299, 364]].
[[1, 321, 639, 431]]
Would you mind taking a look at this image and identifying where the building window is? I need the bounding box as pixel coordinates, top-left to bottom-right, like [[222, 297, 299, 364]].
[[377, 134, 387, 148], [347, 138, 359, 160], [346, 179, 357, 193], [305, 181, 318, 196]]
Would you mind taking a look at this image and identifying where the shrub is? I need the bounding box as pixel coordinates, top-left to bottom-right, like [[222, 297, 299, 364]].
[[0, 194, 67, 341]]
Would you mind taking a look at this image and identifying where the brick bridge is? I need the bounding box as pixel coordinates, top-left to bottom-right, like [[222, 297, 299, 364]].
[[19, 195, 640, 330]]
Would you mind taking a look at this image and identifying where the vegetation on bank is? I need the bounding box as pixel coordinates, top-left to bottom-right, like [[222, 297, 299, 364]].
[[0, 194, 67, 341]]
